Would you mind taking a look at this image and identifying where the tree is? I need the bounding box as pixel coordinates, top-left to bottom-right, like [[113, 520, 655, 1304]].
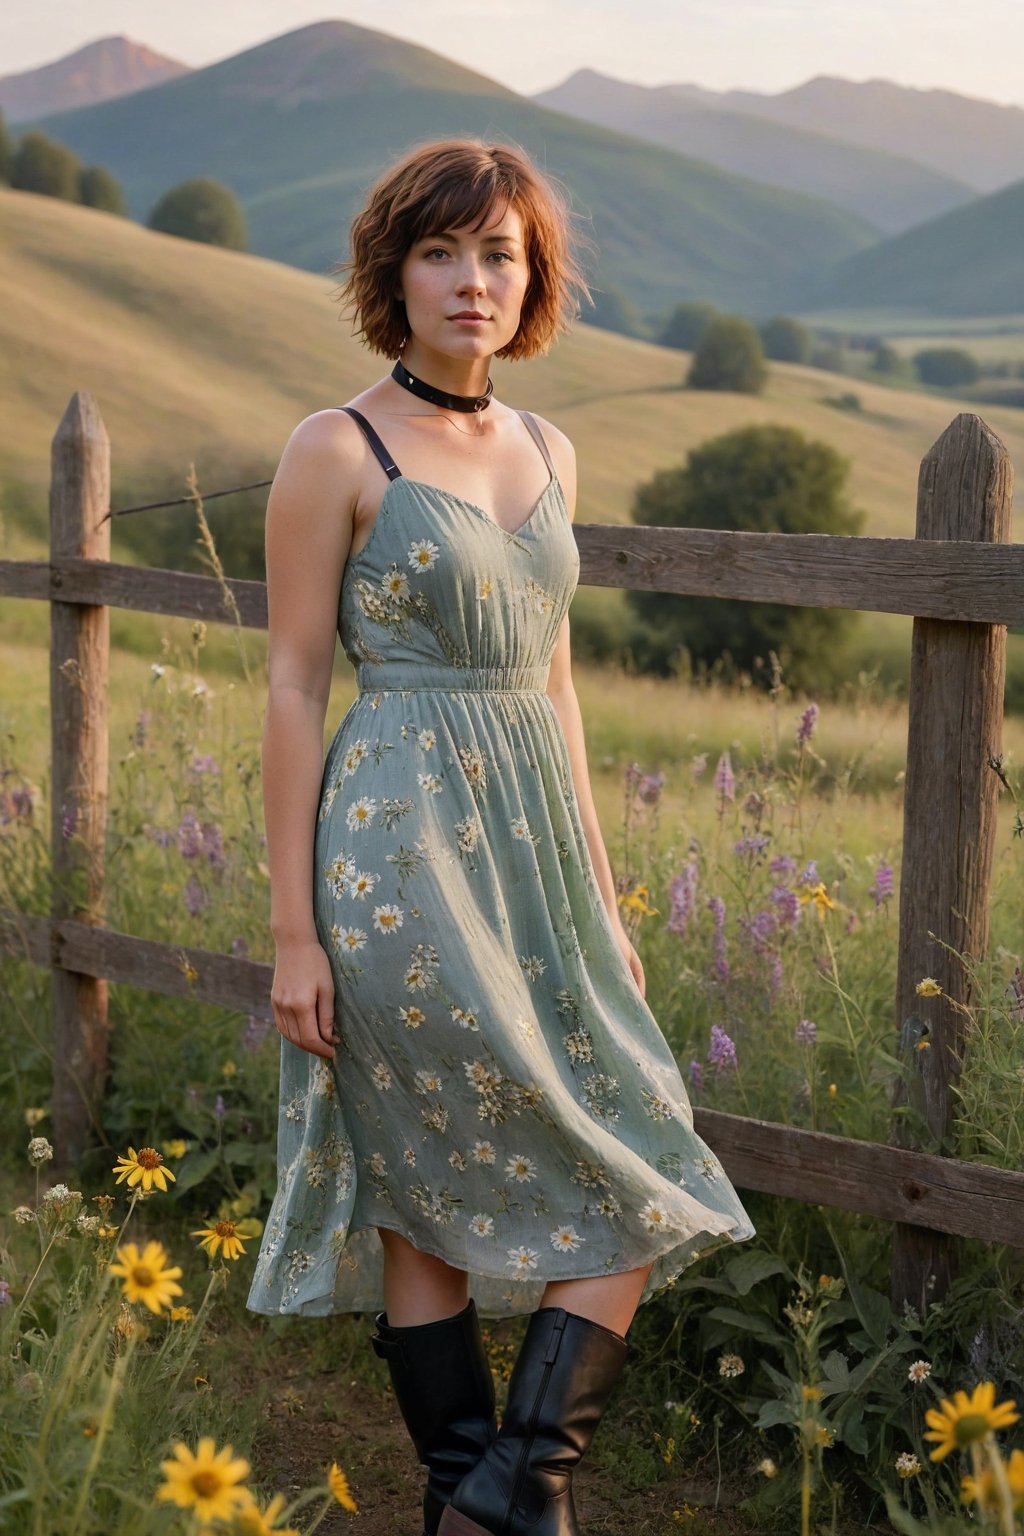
[[686, 314, 767, 393], [624, 423, 864, 691], [11, 130, 81, 200], [79, 165, 125, 214], [0, 109, 12, 184], [659, 300, 718, 351], [586, 283, 646, 339], [912, 347, 980, 387], [758, 315, 812, 363], [147, 177, 246, 249], [870, 342, 905, 375]]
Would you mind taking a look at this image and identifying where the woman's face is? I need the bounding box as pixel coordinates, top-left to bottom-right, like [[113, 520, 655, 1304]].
[[395, 201, 529, 362]]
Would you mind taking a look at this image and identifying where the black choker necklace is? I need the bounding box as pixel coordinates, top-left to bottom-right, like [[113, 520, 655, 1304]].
[[391, 359, 493, 413]]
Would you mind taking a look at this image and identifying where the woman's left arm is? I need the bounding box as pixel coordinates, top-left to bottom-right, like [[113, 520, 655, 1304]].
[[538, 420, 646, 997]]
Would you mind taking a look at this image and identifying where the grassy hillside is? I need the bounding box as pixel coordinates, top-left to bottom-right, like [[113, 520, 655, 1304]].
[[2, 184, 1022, 695], [533, 71, 975, 236], [19, 19, 876, 320]]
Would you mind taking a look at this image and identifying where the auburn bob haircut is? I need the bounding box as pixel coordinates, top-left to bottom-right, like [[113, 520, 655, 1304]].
[[331, 136, 595, 362]]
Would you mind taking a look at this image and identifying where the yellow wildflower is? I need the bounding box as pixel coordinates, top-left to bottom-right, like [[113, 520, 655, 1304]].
[[798, 881, 835, 917], [24, 1107, 48, 1127], [162, 1138, 189, 1158], [169, 1305, 194, 1323], [112, 1145, 176, 1193], [327, 1462, 359, 1513], [155, 1438, 253, 1523], [619, 883, 660, 917], [827, 1082, 837, 1099], [232, 1492, 300, 1535], [108, 1240, 184, 1314], [915, 977, 942, 996], [801, 1384, 823, 1401], [192, 1217, 248, 1262], [924, 1382, 1019, 1461], [222, 1060, 238, 1078], [757, 1457, 778, 1478]]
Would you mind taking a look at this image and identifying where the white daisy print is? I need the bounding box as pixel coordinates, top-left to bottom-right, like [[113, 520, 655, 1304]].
[[520, 954, 546, 980], [368, 1151, 387, 1176], [348, 870, 379, 900], [448, 1149, 468, 1172], [639, 1198, 673, 1234], [371, 1062, 393, 1091], [332, 924, 368, 954], [450, 1005, 481, 1031], [469, 1213, 495, 1237], [399, 1005, 426, 1029], [417, 728, 436, 751], [403, 1148, 417, 1167], [408, 537, 440, 569], [346, 796, 377, 831], [510, 815, 533, 841], [471, 1140, 497, 1164], [414, 1068, 445, 1094], [505, 1154, 537, 1184], [381, 566, 410, 599], [550, 1225, 585, 1253], [342, 739, 369, 777], [372, 903, 404, 935], [506, 1246, 539, 1278], [417, 771, 443, 793], [516, 1013, 537, 1041]]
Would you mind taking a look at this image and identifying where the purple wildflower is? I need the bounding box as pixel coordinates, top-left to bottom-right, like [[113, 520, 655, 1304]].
[[795, 1018, 817, 1045], [244, 1014, 272, 1052], [146, 825, 175, 848], [178, 811, 203, 860], [708, 1023, 737, 1072], [741, 908, 777, 954], [213, 1093, 227, 1121], [770, 885, 801, 927], [690, 753, 708, 780], [733, 833, 770, 859], [636, 771, 666, 806], [713, 751, 735, 803], [61, 804, 78, 840], [624, 761, 642, 790], [796, 702, 819, 745], [769, 853, 798, 877], [871, 859, 894, 906], [10, 785, 34, 819], [183, 873, 207, 916], [667, 859, 699, 937], [230, 935, 250, 957], [797, 859, 819, 886], [190, 753, 220, 776], [688, 1059, 704, 1092], [769, 954, 784, 995], [201, 822, 225, 869], [0, 1280, 11, 1305], [707, 895, 729, 983], [134, 710, 150, 748], [1008, 967, 1024, 1020]]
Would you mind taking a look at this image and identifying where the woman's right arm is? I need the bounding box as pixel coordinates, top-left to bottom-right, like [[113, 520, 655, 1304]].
[[262, 411, 362, 1060]]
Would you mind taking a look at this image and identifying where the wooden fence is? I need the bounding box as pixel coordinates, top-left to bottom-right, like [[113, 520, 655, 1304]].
[[2, 390, 1022, 1317]]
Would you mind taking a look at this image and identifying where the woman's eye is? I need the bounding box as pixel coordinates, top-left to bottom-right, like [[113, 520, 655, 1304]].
[[423, 248, 512, 262]]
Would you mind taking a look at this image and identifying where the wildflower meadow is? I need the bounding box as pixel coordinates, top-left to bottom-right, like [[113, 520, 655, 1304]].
[[2, 609, 1023, 1533]]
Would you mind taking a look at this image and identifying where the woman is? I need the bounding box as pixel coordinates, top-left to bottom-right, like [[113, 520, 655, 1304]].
[[247, 136, 756, 1536]]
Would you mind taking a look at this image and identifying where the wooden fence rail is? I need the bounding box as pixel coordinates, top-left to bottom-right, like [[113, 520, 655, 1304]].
[[1, 391, 1020, 1317]]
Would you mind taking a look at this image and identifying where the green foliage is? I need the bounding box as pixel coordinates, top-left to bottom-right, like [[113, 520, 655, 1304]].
[[913, 347, 981, 387], [147, 177, 247, 250], [686, 314, 768, 393], [759, 316, 812, 364], [658, 300, 719, 351], [872, 342, 911, 378], [78, 165, 125, 215], [586, 282, 647, 339], [624, 422, 864, 689], [11, 130, 81, 200], [811, 340, 846, 372]]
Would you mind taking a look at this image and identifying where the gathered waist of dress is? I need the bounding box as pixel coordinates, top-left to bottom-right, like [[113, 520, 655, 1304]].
[[356, 662, 550, 694]]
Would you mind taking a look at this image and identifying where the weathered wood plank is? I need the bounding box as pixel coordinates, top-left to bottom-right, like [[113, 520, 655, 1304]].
[[49, 392, 111, 1170], [4, 528, 1024, 625], [693, 1107, 1024, 1247]]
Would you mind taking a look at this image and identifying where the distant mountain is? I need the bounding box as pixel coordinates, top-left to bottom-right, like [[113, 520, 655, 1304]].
[[16, 19, 877, 323], [804, 175, 1024, 317], [533, 69, 977, 236], [723, 76, 1024, 196], [0, 35, 190, 123]]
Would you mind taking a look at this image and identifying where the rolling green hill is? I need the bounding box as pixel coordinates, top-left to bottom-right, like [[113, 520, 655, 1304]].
[[18, 18, 877, 321], [803, 176, 1024, 317]]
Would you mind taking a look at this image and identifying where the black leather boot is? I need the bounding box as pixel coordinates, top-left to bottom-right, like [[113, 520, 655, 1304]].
[[371, 1296, 499, 1536], [437, 1306, 629, 1536]]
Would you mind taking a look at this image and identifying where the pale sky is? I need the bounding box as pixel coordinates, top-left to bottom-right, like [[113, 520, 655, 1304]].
[[2, 0, 1023, 107]]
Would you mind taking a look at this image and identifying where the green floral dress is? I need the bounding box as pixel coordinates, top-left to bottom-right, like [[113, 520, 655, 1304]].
[[246, 407, 756, 1319]]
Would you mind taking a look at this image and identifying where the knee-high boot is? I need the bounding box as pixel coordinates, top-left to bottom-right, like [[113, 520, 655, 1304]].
[[437, 1305, 629, 1536], [371, 1296, 499, 1536]]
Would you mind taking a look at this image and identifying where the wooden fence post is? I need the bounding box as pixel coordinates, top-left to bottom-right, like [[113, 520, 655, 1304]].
[[50, 391, 111, 1171], [890, 412, 1013, 1316]]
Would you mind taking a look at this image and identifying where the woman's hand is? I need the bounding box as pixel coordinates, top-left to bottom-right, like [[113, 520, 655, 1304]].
[[270, 938, 339, 1060], [610, 917, 646, 998]]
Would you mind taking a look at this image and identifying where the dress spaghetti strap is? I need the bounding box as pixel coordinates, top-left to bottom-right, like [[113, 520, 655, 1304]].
[[337, 405, 402, 482], [516, 410, 556, 479]]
